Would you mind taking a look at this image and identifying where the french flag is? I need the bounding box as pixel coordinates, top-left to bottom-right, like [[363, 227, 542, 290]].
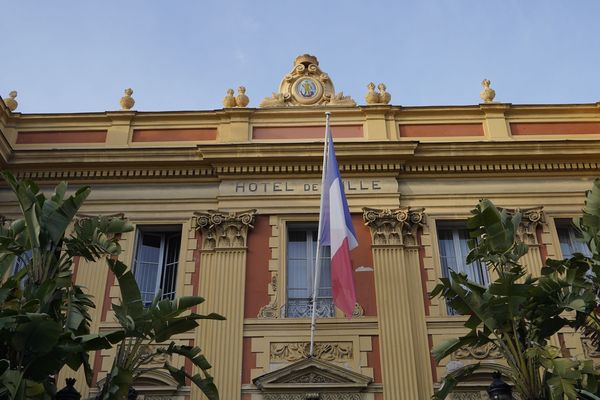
[[318, 127, 358, 318]]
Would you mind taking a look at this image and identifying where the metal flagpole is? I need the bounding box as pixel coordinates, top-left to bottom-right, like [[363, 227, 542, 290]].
[[309, 111, 331, 357]]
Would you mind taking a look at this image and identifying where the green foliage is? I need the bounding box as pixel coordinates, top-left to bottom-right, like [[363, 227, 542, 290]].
[[0, 171, 133, 399], [430, 183, 600, 400], [96, 260, 225, 400], [0, 172, 224, 400]]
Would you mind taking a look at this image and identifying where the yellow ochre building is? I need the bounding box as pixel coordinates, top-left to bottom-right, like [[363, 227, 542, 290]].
[[1, 54, 600, 400]]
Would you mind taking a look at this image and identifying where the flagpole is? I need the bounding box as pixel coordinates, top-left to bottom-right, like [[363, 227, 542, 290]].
[[309, 111, 331, 357]]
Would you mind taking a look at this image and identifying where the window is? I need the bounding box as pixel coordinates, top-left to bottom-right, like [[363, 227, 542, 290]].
[[555, 219, 591, 258], [286, 224, 334, 318], [437, 222, 489, 313], [133, 226, 181, 306]]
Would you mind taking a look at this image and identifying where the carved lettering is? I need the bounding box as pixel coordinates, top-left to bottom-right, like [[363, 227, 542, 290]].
[[223, 179, 391, 196]]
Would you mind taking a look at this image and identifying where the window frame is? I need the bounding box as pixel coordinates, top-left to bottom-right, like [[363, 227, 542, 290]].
[[434, 219, 490, 315], [132, 225, 182, 306], [554, 218, 591, 258], [284, 221, 335, 318]]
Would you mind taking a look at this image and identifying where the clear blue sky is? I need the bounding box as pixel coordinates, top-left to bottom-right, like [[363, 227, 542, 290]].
[[2, 1, 600, 113]]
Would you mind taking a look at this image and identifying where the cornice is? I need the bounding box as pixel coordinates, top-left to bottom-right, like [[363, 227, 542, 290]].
[[5, 102, 598, 127], [243, 317, 379, 334], [0, 127, 12, 166], [0, 97, 12, 125], [8, 147, 200, 165], [413, 140, 600, 161], [3, 139, 600, 183], [198, 141, 418, 161]]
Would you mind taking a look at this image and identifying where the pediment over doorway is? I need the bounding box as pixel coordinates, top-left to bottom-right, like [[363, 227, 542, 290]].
[[253, 357, 372, 399]]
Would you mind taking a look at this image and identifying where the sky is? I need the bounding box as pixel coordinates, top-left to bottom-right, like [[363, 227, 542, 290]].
[[1, 1, 600, 113]]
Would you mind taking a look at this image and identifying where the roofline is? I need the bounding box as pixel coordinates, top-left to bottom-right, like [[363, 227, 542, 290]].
[[3, 101, 599, 119]]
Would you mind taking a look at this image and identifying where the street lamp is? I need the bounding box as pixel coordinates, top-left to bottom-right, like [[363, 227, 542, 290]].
[[55, 378, 81, 400], [487, 371, 513, 400]]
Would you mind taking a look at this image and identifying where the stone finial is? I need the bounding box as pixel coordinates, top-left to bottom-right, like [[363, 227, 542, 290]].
[[480, 79, 496, 103], [378, 83, 391, 104], [235, 86, 249, 107], [365, 83, 391, 105], [119, 88, 135, 110], [3, 90, 18, 112], [365, 82, 379, 104], [223, 88, 236, 108]]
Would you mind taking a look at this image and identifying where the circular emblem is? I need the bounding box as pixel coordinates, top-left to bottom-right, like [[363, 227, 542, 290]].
[[292, 77, 323, 105], [297, 78, 318, 98]]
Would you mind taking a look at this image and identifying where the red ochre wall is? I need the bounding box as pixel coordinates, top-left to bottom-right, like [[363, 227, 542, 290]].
[[351, 214, 377, 316], [244, 215, 272, 318], [368, 336, 383, 384], [241, 337, 255, 384]]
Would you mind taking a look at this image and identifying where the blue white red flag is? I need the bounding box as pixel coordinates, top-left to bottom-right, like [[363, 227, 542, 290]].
[[318, 127, 358, 318]]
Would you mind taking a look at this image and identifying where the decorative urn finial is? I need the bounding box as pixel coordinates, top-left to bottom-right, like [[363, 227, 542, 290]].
[[365, 82, 379, 104], [3, 90, 18, 111], [223, 88, 236, 108], [480, 79, 496, 103], [377, 83, 391, 104], [120, 88, 135, 110], [235, 86, 249, 107]]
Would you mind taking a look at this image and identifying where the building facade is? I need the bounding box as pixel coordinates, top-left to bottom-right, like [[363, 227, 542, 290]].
[[1, 55, 600, 400]]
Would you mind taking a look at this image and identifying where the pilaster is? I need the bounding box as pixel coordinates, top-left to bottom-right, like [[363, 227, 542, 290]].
[[106, 111, 134, 146], [217, 109, 252, 143], [480, 103, 511, 141], [192, 209, 256, 400], [362, 106, 392, 140], [363, 207, 433, 399]]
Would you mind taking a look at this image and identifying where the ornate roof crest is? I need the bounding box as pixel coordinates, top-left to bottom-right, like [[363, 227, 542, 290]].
[[260, 54, 356, 108]]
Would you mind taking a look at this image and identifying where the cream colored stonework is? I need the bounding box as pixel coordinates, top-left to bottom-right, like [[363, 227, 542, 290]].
[[260, 54, 355, 107], [2, 55, 600, 400]]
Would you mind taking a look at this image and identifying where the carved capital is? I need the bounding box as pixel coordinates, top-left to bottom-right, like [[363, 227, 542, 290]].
[[582, 338, 600, 358], [362, 207, 425, 246], [502, 206, 545, 245], [193, 209, 256, 250]]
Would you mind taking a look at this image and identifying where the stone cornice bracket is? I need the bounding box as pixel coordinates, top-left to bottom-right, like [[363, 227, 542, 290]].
[[362, 207, 426, 246], [501, 206, 545, 245], [193, 209, 256, 250]]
